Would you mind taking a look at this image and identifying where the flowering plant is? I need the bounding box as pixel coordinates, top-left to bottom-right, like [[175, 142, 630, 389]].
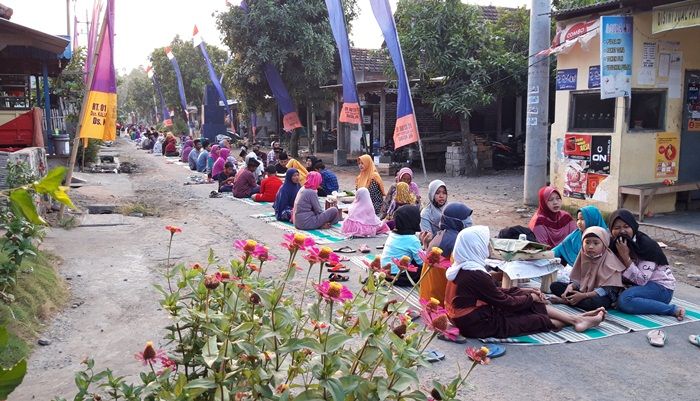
[[54, 231, 480, 400]]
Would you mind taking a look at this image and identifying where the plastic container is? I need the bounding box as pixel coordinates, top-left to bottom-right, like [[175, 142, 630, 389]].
[[53, 135, 70, 156]]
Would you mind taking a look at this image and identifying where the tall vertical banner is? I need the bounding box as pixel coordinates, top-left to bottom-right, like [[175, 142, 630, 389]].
[[369, 0, 419, 149], [192, 25, 232, 128], [325, 0, 361, 124], [164, 47, 189, 118], [152, 70, 172, 127], [79, 0, 116, 141], [600, 15, 633, 99], [239, 1, 302, 132], [84, 0, 103, 84]]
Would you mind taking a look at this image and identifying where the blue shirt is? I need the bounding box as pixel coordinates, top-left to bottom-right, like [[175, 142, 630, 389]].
[[196, 150, 209, 172], [188, 148, 200, 170], [320, 169, 339, 194], [381, 232, 423, 275]]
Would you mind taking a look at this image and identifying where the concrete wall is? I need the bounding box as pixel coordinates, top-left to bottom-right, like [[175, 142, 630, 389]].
[[551, 10, 700, 214]]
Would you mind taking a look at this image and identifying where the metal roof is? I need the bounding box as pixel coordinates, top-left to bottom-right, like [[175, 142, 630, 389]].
[[0, 17, 70, 75], [552, 0, 683, 21]]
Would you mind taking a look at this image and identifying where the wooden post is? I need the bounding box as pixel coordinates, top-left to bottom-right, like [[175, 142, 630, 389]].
[[379, 88, 386, 148]]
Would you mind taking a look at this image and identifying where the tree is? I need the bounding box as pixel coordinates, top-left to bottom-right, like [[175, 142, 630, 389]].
[[52, 47, 86, 122], [118, 68, 156, 125], [148, 36, 229, 122], [216, 0, 357, 157], [395, 0, 495, 174], [488, 7, 530, 98]]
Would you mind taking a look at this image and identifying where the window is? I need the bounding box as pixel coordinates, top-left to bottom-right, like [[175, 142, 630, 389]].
[[568, 91, 615, 131], [628, 89, 666, 131], [0, 74, 31, 110]]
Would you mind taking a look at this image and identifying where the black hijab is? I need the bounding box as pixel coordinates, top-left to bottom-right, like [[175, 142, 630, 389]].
[[498, 225, 537, 243], [394, 205, 421, 235], [608, 209, 669, 266]]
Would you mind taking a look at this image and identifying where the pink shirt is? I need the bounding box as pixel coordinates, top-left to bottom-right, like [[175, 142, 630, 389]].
[[623, 260, 676, 291]]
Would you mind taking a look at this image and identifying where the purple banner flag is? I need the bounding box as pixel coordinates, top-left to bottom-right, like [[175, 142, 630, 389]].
[[164, 47, 189, 115], [369, 0, 419, 149], [192, 25, 232, 126], [151, 68, 172, 127], [325, 0, 361, 125]]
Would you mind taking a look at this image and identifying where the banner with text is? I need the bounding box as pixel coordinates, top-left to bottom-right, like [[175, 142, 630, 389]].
[[600, 15, 633, 99], [563, 134, 611, 200], [326, 0, 361, 124]]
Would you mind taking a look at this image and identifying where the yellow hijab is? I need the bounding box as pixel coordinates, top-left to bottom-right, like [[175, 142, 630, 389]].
[[286, 159, 308, 184], [355, 154, 385, 195], [395, 182, 416, 205]]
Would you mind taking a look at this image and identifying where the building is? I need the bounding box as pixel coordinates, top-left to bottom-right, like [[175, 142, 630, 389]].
[[548, 0, 700, 218]]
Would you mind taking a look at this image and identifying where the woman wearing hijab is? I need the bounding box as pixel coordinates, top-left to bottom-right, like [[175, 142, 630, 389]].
[[385, 182, 417, 220], [152, 135, 164, 156], [355, 155, 385, 215], [608, 209, 684, 320], [420, 202, 473, 304], [528, 186, 577, 247], [445, 226, 605, 339], [550, 227, 626, 311], [207, 145, 220, 179], [293, 171, 341, 230], [420, 180, 448, 235], [380, 167, 421, 218], [164, 133, 179, 156], [273, 169, 301, 222], [380, 205, 423, 287], [553, 205, 607, 266], [341, 188, 391, 237], [286, 158, 309, 185], [211, 148, 230, 179], [180, 139, 194, 163]]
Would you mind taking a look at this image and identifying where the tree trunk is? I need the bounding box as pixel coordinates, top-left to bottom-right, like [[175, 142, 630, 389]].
[[459, 116, 476, 176], [306, 100, 314, 152], [290, 128, 300, 158]]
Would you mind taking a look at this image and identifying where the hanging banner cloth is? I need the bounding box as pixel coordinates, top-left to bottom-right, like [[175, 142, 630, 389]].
[[147, 62, 172, 126], [325, 0, 361, 124], [537, 17, 600, 57], [192, 25, 232, 125], [165, 46, 189, 117]]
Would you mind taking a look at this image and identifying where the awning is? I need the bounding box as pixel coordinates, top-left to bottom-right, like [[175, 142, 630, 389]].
[[538, 17, 600, 57]]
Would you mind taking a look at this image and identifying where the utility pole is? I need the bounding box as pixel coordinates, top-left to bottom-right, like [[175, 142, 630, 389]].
[[523, 0, 551, 205]]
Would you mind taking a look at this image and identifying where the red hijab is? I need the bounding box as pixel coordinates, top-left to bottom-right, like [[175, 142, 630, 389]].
[[528, 186, 575, 245]]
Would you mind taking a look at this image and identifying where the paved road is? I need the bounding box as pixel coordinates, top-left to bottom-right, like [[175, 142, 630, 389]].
[[13, 139, 700, 401]]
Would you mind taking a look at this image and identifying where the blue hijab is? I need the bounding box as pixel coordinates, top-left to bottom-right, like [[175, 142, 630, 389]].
[[437, 203, 473, 258], [553, 205, 607, 265], [273, 168, 301, 219]]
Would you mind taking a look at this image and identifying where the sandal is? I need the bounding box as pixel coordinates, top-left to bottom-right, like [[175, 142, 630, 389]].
[[423, 350, 445, 363], [333, 246, 355, 254], [338, 255, 350, 262], [209, 191, 222, 198], [647, 329, 666, 347], [689, 334, 700, 348], [438, 333, 468, 344], [359, 244, 371, 253], [328, 266, 350, 273], [328, 273, 349, 282], [485, 344, 506, 358]]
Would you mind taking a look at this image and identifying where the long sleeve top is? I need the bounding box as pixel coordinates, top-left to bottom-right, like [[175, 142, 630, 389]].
[[320, 169, 339, 194], [254, 176, 283, 202], [233, 169, 257, 198], [623, 259, 676, 290], [381, 232, 424, 275]]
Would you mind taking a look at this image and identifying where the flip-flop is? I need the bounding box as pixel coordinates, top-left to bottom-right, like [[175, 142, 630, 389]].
[[647, 329, 666, 347], [485, 344, 506, 358], [328, 273, 349, 282], [423, 350, 445, 363], [376, 245, 384, 250], [333, 246, 355, 254], [327, 266, 350, 273], [438, 333, 468, 344], [688, 334, 700, 348], [359, 244, 371, 253], [338, 255, 350, 262]]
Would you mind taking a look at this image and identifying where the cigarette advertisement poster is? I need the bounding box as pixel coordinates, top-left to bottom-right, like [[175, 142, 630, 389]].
[[655, 132, 680, 179], [563, 134, 611, 199]]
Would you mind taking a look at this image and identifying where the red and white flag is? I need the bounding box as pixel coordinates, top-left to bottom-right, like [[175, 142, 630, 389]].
[[145, 62, 153, 79], [192, 25, 203, 47], [165, 46, 174, 60]]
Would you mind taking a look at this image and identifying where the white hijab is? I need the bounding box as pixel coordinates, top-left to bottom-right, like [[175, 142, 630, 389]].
[[445, 225, 490, 281]]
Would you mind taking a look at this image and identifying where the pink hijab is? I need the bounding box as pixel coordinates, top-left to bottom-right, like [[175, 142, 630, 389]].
[[211, 148, 230, 178], [304, 171, 322, 190], [396, 167, 420, 197], [346, 188, 383, 226]]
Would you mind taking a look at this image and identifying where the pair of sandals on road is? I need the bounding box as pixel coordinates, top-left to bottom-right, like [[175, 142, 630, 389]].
[[327, 244, 374, 282], [647, 329, 700, 348]]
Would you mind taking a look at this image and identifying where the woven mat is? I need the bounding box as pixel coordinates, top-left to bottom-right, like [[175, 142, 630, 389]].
[[249, 212, 345, 244], [228, 196, 272, 207]]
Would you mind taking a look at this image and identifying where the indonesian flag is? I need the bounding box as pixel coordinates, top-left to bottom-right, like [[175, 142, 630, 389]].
[[165, 46, 174, 60], [192, 25, 203, 47], [145, 62, 154, 79]]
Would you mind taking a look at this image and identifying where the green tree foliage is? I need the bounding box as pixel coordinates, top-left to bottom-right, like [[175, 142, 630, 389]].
[[118, 67, 156, 124], [216, 0, 357, 156], [149, 36, 229, 119], [489, 7, 530, 98], [552, 0, 600, 11], [51, 47, 86, 122]]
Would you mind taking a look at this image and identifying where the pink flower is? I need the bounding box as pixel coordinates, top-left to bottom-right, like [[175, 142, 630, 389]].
[[317, 246, 340, 264], [215, 271, 237, 282], [281, 233, 315, 252], [314, 280, 354, 303], [391, 256, 418, 273], [234, 239, 258, 254], [165, 225, 182, 234], [420, 298, 459, 340], [303, 246, 323, 264], [252, 244, 274, 262], [466, 346, 491, 365], [135, 341, 166, 366], [363, 256, 391, 274], [418, 247, 451, 270], [420, 297, 447, 315], [157, 355, 177, 374]]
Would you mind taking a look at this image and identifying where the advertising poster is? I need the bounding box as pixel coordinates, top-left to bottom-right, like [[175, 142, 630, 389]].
[[655, 132, 680, 179], [588, 65, 600, 88], [688, 80, 700, 131], [563, 134, 612, 199], [638, 42, 657, 85], [600, 16, 633, 99], [556, 69, 578, 90]]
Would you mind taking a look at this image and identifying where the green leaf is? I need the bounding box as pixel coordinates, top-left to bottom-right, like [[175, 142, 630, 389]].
[[184, 377, 218, 390], [201, 336, 219, 368], [9, 189, 45, 225], [325, 333, 351, 353], [33, 166, 66, 194], [324, 378, 346, 401], [51, 187, 75, 209], [0, 327, 8, 349], [390, 367, 418, 393], [0, 359, 27, 399]]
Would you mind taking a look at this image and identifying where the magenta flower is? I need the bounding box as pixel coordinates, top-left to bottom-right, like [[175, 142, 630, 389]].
[[314, 280, 354, 303], [363, 256, 391, 275], [252, 244, 274, 262], [281, 232, 315, 252], [418, 247, 451, 270], [134, 341, 167, 366], [303, 246, 323, 264], [420, 298, 460, 341], [234, 239, 258, 254], [391, 256, 418, 273]]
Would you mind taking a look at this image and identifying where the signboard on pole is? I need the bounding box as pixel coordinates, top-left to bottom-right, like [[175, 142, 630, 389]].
[[600, 16, 633, 99]]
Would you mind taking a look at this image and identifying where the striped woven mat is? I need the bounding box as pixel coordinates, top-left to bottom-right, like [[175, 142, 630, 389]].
[[250, 212, 345, 244]]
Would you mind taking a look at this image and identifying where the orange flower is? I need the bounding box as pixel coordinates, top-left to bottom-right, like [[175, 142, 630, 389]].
[[165, 225, 182, 234], [466, 346, 490, 365]]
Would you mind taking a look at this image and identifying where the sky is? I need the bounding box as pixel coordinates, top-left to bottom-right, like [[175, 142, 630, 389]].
[[5, 0, 529, 73]]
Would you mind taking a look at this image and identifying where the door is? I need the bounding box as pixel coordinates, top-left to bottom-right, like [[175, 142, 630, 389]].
[[679, 70, 700, 202]]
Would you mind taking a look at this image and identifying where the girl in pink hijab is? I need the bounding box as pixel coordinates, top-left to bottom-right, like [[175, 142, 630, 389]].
[[293, 172, 341, 230], [211, 148, 230, 179], [342, 188, 390, 237]]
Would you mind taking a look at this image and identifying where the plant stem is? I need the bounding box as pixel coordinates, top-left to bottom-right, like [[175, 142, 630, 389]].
[[166, 234, 174, 293]]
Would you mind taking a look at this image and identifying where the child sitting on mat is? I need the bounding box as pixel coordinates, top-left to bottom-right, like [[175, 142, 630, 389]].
[[254, 165, 283, 203]]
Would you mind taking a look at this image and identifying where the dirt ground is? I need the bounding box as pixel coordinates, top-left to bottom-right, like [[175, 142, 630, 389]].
[[11, 139, 700, 400]]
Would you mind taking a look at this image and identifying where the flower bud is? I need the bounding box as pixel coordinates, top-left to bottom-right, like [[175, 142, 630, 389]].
[[204, 275, 220, 290], [249, 293, 261, 305], [392, 324, 407, 339]]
